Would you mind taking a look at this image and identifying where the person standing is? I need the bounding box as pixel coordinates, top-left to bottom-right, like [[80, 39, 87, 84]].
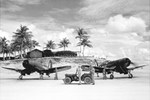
[[90, 65, 95, 85], [76, 66, 82, 85]]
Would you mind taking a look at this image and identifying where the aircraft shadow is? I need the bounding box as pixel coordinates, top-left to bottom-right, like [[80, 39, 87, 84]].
[[0, 77, 61, 80], [61, 82, 94, 85], [94, 76, 138, 80]]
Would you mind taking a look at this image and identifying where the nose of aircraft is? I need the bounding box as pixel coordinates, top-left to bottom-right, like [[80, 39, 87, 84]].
[[22, 60, 29, 68]]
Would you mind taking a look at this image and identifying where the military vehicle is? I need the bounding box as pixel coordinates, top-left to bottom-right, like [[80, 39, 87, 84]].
[[63, 73, 92, 84]]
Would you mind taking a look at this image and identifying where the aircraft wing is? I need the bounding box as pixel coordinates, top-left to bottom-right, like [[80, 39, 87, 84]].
[[127, 65, 146, 70], [44, 66, 71, 73], [2, 67, 23, 73]]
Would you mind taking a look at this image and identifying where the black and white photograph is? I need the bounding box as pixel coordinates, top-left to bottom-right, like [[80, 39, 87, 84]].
[[0, 0, 150, 100]]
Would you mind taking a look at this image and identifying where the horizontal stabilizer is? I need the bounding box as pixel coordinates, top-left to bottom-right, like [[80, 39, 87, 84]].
[[55, 66, 71, 72], [45, 66, 71, 73]]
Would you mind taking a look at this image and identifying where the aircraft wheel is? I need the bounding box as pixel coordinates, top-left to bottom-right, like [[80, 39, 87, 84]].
[[84, 77, 92, 84], [19, 75, 23, 80], [40, 74, 43, 79], [110, 74, 114, 79], [64, 77, 72, 84], [128, 74, 133, 78]]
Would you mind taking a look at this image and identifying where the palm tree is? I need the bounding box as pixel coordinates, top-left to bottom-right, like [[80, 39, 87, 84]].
[[13, 25, 33, 58], [45, 40, 56, 50], [0, 37, 8, 60], [4, 44, 14, 60], [58, 38, 71, 51], [27, 40, 40, 51], [31, 40, 40, 48], [75, 28, 89, 56], [11, 39, 21, 57], [77, 38, 92, 56]]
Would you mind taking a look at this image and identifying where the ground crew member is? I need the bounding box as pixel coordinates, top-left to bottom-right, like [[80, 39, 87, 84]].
[[76, 66, 82, 85], [90, 65, 95, 85], [103, 66, 107, 79]]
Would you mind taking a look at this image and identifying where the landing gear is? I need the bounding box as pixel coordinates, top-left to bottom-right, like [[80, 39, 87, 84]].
[[96, 73, 99, 77], [128, 73, 133, 78], [54, 68, 58, 80], [103, 68, 107, 79], [19, 75, 23, 80], [128, 70, 133, 78], [46, 73, 50, 77], [40, 74, 43, 79], [110, 74, 114, 79], [110, 71, 114, 79]]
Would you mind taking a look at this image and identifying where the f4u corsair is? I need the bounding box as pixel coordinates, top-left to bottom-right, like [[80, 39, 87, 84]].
[[81, 58, 146, 79], [2, 59, 71, 80]]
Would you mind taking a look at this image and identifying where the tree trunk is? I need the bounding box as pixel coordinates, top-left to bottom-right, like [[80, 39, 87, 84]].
[[9, 52, 11, 60], [20, 49, 23, 58], [82, 46, 85, 56], [3, 52, 5, 61], [79, 38, 81, 56], [6, 53, 8, 60], [20, 43, 23, 59], [64, 47, 65, 51], [14, 51, 16, 57]]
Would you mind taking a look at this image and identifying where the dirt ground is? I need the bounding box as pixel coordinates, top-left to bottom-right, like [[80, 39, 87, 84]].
[[0, 58, 150, 100]]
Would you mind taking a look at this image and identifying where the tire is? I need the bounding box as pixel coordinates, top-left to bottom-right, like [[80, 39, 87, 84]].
[[128, 74, 133, 78], [64, 77, 72, 84], [84, 77, 92, 84], [110, 74, 114, 79], [19, 75, 23, 80]]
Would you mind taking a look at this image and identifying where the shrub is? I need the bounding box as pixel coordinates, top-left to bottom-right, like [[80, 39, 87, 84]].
[[55, 51, 77, 57], [43, 50, 54, 57]]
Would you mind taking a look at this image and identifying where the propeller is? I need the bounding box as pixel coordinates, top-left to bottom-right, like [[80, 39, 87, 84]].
[[94, 59, 99, 67], [130, 62, 137, 66]]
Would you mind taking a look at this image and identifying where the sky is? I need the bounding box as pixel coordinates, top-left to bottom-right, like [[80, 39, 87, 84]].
[[0, 0, 150, 61]]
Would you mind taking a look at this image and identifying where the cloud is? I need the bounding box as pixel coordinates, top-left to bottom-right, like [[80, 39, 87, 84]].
[[142, 31, 150, 42], [79, 0, 149, 27], [19, 24, 77, 50], [0, 30, 12, 41], [105, 15, 150, 42], [106, 15, 147, 34], [79, 0, 149, 18], [0, 0, 42, 13], [9, 0, 42, 5], [49, 8, 70, 14], [0, 3, 23, 12]]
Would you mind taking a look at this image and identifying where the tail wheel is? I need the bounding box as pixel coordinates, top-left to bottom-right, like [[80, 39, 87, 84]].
[[84, 77, 92, 84], [128, 74, 133, 78], [110, 74, 114, 79], [64, 77, 72, 84]]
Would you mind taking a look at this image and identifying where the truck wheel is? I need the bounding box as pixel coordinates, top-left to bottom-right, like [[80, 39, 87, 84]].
[[64, 77, 72, 84], [84, 77, 92, 84]]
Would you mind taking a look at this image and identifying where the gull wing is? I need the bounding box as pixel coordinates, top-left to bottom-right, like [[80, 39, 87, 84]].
[[127, 65, 146, 70], [2, 67, 23, 73]]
